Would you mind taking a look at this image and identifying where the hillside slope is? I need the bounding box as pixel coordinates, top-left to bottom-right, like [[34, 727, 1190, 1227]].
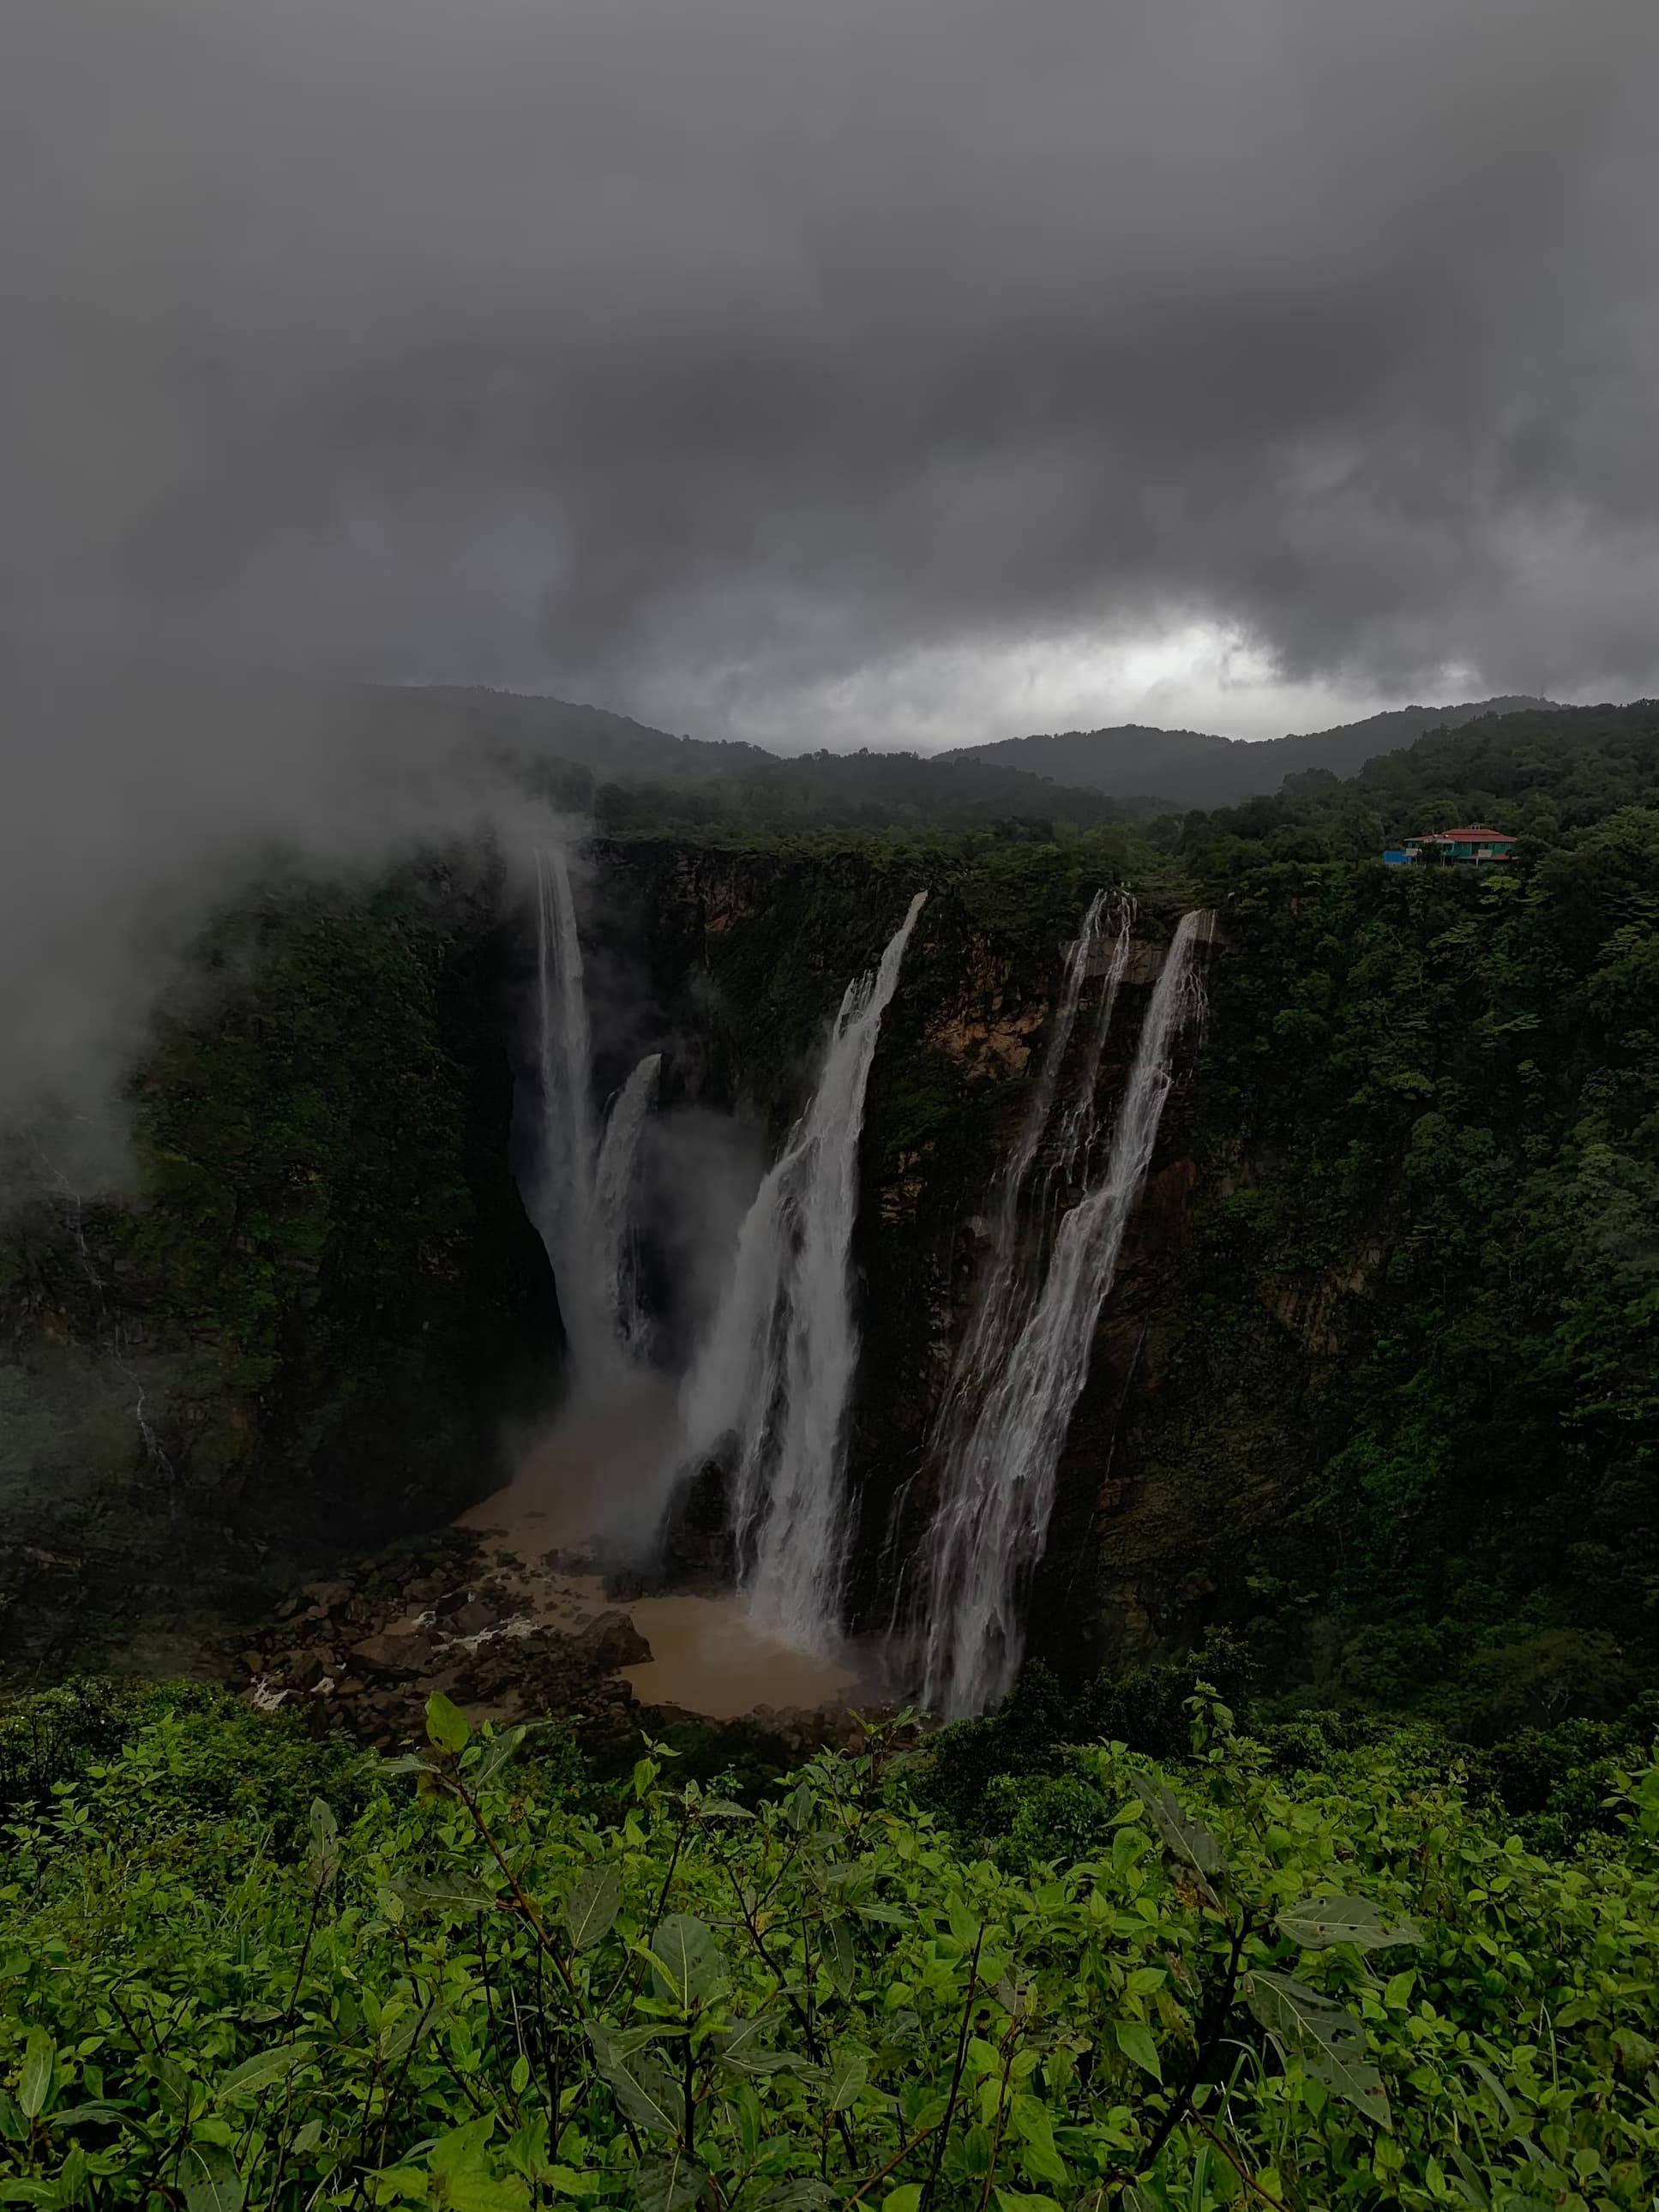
[[952, 696, 1550, 806]]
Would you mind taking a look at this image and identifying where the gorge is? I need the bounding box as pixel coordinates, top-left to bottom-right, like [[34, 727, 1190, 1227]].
[[3, 698, 1656, 1759]]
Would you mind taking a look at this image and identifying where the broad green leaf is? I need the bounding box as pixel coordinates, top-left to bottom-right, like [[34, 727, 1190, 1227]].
[[309, 1800, 341, 1896], [716, 2047, 820, 2080], [434, 2168, 530, 2211], [292, 2119, 324, 2155], [0, 2185, 55, 2207], [698, 1800, 754, 1820], [549, 2171, 604, 2198], [0, 2087, 21, 2143], [633, 2150, 706, 2212], [715, 2015, 817, 2077], [1115, 2020, 1163, 2083], [647, 1914, 726, 2008], [785, 1781, 813, 1833], [564, 1863, 622, 1952], [398, 1871, 498, 1915], [18, 2029, 53, 2121], [586, 2025, 684, 2138], [426, 1692, 472, 1755], [883, 2189, 923, 2212], [1246, 1970, 1392, 2132], [182, 2143, 246, 2212], [367, 2167, 429, 2204], [1277, 1896, 1422, 1951], [215, 2043, 313, 2101], [760, 2185, 831, 2212], [1019, 2138, 1070, 2190], [822, 1914, 857, 1999], [1131, 1776, 1226, 1908], [55, 2147, 90, 2208], [469, 1728, 527, 1792], [430, 2118, 497, 2173], [424, 2116, 531, 2212], [993, 2192, 1061, 2212], [382, 2001, 445, 2063], [826, 2054, 868, 2112]]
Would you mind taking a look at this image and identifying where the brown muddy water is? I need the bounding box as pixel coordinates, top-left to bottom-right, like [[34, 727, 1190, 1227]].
[[458, 1375, 864, 1721]]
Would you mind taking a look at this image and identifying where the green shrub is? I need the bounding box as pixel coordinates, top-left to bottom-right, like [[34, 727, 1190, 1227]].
[[2, 1690, 1656, 2209]]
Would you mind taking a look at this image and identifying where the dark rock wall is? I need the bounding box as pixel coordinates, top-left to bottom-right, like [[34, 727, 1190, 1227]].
[[0, 851, 562, 1675]]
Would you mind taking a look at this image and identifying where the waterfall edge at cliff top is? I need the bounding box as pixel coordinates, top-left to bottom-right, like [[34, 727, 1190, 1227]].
[[670, 889, 929, 1656], [920, 908, 1213, 1717]]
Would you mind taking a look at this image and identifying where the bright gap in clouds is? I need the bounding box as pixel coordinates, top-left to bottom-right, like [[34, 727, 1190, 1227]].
[[625, 624, 1486, 755]]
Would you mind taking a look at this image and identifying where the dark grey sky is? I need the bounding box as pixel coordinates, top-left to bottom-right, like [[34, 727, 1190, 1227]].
[[5, 0, 1657, 746]]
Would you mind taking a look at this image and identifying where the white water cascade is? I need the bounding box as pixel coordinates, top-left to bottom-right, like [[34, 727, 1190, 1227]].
[[595, 1051, 663, 1360], [920, 910, 1212, 1716], [532, 845, 662, 1370], [929, 892, 1133, 1487], [671, 892, 928, 1650]]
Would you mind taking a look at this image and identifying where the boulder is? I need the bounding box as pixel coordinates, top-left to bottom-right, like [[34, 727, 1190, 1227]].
[[351, 1630, 436, 1677], [285, 1647, 334, 1692], [300, 1579, 354, 1614], [445, 1598, 502, 1638], [576, 1610, 652, 1671]]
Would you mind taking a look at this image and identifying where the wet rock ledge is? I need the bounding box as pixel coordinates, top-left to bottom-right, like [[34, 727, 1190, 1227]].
[[230, 1531, 868, 1764]]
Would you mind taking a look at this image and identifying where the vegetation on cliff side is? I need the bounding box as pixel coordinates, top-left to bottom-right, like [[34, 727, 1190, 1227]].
[[1152, 803, 1659, 1738], [0, 857, 556, 1674]]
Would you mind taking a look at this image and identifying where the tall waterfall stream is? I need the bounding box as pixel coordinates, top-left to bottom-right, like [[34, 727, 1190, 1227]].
[[673, 891, 928, 1651]]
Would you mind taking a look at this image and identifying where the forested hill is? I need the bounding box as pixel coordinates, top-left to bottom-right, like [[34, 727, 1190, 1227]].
[[349, 682, 1155, 832], [948, 695, 1549, 807], [1179, 696, 1659, 867], [350, 682, 1554, 828]]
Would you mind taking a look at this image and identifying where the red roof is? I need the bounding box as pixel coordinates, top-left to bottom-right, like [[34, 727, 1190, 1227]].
[[1415, 826, 1516, 843]]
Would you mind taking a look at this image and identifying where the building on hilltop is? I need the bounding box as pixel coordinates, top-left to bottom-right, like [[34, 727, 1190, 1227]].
[[1383, 826, 1518, 867]]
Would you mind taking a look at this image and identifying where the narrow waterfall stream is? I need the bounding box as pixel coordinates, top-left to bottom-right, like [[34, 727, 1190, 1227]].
[[595, 1051, 663, 1360], [921, 910, 1212, 1716], [532, 845, 608, 1365], [531, 848, 664, 1370], [672, 891, 928, 1652]]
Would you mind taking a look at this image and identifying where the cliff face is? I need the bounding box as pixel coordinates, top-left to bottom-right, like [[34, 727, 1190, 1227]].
[[590, 840, 1218, 1662], [0, 852, 560, 1675], [9, 826, 1639, 1716]]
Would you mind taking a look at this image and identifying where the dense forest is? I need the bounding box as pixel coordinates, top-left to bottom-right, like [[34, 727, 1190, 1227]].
[[3, 693, 1656, 2208]]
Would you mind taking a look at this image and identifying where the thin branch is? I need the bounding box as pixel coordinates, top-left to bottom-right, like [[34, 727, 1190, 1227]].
[[921, 1922, 986, 2212]]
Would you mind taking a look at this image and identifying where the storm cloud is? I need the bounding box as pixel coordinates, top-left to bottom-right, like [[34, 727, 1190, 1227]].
[[2, 0, 1657, 1127], [4, 0, 1656, 730]]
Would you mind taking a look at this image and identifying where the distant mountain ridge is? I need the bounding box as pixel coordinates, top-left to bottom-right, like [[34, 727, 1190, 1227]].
[[352, 682, 1560, 824], [946, 697, 1553, 808]]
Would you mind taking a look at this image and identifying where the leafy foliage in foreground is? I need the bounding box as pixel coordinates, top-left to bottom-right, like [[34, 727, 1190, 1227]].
[[3, 1687, 1657, 2210]]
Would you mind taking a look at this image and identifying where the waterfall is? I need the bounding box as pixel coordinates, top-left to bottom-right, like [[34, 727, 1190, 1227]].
[[672, 891, 928, 1650], [595, 1051, 663, 1360], [929, 892, 1133, 1485], [532, 845, 660, 1369], [920, 910, 1211, 1716]]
